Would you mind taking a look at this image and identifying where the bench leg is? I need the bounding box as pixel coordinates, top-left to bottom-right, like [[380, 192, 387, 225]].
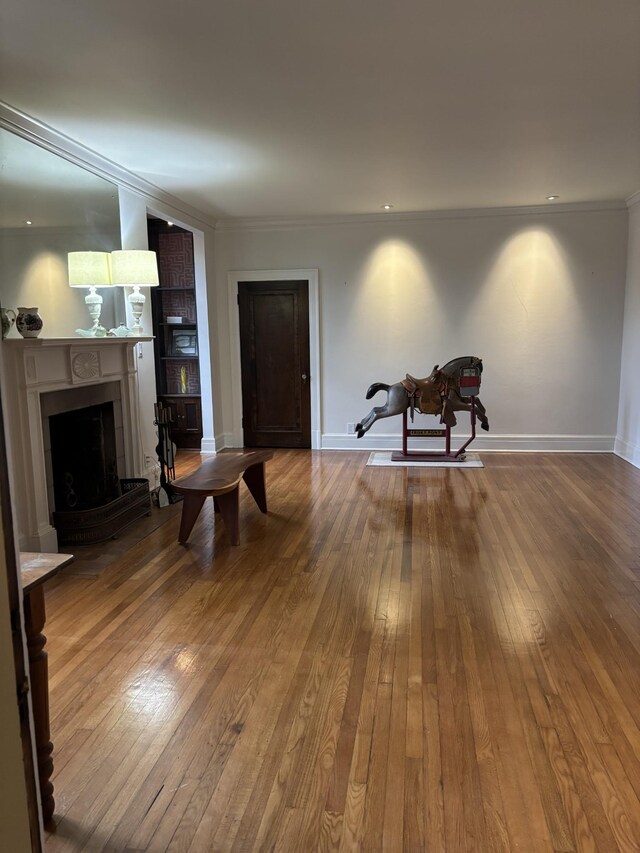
[[178, 495, 206, 544], [243, 462, 267, 513], [215, 487, 240, 545]]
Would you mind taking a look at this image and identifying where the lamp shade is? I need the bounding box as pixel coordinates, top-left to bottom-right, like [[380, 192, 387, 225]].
[[67, 251, 112, 288], [110, 250, 159, 287]]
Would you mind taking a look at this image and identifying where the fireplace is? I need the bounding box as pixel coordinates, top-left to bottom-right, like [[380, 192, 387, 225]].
[[41, 381, 125, 515], [49, 401, 120, 512], [1, 336, 152, 551]]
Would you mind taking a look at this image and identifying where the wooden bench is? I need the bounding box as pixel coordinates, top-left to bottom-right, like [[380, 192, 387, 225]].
[[172, 450, 274, 545]]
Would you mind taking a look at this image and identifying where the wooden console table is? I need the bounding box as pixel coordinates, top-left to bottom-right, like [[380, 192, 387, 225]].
[[20, 551, 73, 825]]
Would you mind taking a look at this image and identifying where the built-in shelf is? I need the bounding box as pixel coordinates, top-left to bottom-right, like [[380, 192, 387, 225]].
[[149, 218, 202, 448], [157, 322, 197, 328], [160, 355, 199, 361]]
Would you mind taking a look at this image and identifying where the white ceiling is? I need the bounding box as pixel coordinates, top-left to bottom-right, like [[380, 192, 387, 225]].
[[1, 0, 639, 220]]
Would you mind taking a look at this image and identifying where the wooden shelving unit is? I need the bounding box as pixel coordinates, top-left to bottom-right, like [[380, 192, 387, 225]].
[[148, 219, 203, 449]]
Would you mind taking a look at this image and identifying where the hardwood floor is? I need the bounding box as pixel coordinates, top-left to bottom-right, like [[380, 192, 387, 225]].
[[42, 451, 640, 852]]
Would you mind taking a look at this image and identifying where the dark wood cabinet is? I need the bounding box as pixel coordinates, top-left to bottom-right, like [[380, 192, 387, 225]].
[[148, 219, 203, 449], [161, 395, 202, 449]]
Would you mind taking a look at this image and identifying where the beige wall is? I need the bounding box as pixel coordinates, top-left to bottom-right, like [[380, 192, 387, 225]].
[[212, 206, 628, 451]]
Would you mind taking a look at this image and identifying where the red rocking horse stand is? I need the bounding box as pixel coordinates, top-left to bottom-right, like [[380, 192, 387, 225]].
[[391, 398, 477, 461], [355, 357, 488, 461], [392, 365, 481, 461]]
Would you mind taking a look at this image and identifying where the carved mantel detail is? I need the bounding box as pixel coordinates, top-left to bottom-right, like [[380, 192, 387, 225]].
[[71, 349, 101, 382]]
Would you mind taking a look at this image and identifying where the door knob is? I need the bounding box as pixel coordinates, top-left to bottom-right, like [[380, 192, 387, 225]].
[[302, 373, 308, 381]]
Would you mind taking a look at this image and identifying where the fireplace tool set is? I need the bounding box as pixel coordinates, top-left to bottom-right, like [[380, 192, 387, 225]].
[[154, 402, 182, 507]]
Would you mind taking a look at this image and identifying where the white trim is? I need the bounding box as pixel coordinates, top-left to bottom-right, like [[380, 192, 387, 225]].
[[200, 431, 229, 453], [322, 432, 616, 453], [227, 269, 321, 449], [614, 436, 640, 468], [214, 200, 627, 232]]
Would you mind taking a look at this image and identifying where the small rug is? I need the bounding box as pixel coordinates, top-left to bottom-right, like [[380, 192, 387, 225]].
[[366, 451, 484, 469]]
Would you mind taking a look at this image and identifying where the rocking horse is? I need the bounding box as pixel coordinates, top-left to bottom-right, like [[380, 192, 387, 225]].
[[355, 356, 489, 460]]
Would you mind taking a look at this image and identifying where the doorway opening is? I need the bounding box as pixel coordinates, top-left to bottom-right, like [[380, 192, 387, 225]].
[[238, 280, 311, 448], [228, 269, 321, 449]]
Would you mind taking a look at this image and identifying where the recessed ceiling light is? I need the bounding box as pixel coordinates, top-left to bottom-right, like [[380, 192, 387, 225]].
[[546, 195, 559, 201], [381, 204, 393, 211], [25, 219, 32, 225], [167, 221, 174, 226]]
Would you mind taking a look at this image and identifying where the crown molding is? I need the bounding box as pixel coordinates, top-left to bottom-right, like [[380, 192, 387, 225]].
[[214, 199, 627, 232], [2, 101, 633, 231], [0, 101, 217, 231]]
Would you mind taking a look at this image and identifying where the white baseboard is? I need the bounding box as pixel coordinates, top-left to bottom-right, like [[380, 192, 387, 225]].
[[321, 432, 616, 453], [614, 436, 640, 468], [214, 431, 320, 451], [200, 432, 235, 452], [198, 432, 618, 455]]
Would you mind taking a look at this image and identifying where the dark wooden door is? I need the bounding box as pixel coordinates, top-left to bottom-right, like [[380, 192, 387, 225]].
[[238, 280, 311, 448]]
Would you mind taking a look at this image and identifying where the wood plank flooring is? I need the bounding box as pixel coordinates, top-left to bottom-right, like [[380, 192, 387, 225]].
[[43, 451, 640, 852]]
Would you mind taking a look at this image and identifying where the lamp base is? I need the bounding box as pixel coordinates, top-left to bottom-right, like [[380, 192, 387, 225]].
[[85, 286, 103, 328], [127, 286, 146, 336]]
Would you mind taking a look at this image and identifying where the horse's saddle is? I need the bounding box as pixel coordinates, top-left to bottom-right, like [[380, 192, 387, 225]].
[[402, 366, 444, 418]]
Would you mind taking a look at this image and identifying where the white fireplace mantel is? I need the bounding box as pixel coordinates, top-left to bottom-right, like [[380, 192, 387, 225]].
[[2, 336, 152, 552]]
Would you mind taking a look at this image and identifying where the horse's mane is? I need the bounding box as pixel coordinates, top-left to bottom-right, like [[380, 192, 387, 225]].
[[439, 355, 483, 378]]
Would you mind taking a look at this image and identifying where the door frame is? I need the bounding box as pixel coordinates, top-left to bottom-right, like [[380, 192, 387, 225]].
[[228, 269, 320, 449]]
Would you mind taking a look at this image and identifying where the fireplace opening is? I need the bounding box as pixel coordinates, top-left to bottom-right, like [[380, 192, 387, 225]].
[[50, 402, 120, 511], [42, 382, 151, 546]]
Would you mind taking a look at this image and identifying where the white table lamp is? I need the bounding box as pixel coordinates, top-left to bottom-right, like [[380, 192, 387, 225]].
[[67, 251, 112, 335], [110, 250, 159, 336]]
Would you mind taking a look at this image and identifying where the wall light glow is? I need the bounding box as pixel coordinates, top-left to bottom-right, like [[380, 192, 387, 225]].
[[350, 239, 441, 372], [471, 227, 582, 364]]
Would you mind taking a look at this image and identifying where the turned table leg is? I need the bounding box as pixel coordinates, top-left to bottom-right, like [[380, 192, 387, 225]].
[[23, 585, 55, 825]]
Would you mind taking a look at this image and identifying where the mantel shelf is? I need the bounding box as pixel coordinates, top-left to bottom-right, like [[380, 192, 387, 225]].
[[3, 336, 154, 345]]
